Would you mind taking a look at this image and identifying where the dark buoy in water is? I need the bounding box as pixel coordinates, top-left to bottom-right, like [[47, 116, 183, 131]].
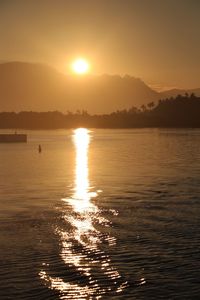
[[38, 144, 42, 153]]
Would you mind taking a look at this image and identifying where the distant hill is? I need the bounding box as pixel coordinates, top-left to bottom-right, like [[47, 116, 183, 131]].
[[1, 94, 200, 129], [0, 62, 199, 114], [0, 62, 158, 113], [0, 62, 67, 112], [160, 88, 200, 99]]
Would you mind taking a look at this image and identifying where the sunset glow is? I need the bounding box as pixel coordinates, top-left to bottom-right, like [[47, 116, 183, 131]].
[[2, 1, 200, 299], [71, 58, 90, 75]]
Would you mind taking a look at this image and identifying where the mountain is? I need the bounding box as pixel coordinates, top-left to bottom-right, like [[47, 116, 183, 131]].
[[160, 88, 200, 99], [0, 62, 159, 113], [0, 62, 199, 113], [0, 62, 67, 112]]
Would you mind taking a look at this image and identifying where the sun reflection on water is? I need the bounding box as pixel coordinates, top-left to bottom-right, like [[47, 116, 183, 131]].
[[68, 128, 98, 213], [39, 128, 127, 299], [74, 128, 90, 202]]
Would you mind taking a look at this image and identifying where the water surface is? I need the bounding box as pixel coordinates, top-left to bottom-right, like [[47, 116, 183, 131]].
[[0, 128, 200, 299]]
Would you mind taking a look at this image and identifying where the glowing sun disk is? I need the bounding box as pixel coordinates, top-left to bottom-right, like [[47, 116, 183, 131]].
[[72, 58, 89, 74]]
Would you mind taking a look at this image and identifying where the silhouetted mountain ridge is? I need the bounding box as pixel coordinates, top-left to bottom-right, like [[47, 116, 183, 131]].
[[0, 62, 199, 113]]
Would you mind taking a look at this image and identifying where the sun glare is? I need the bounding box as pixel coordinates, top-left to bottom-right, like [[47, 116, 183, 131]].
[[71, 58, 90, 75]]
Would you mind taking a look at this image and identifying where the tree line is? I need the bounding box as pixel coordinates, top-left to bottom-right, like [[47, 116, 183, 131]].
[[0, 94, 200, 129]]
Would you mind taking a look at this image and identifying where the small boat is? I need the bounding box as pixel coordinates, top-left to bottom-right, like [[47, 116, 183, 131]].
[[0, 133, 27, 143]]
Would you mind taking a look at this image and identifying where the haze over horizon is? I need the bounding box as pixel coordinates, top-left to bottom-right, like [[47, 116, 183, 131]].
[[0, 0, 200, 90]]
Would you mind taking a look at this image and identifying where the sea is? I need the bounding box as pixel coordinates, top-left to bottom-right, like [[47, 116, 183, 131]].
[[0, 128, 200, 300]]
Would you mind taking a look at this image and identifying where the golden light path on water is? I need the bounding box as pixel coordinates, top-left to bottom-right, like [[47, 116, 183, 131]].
[[39, 128, 128, 299]]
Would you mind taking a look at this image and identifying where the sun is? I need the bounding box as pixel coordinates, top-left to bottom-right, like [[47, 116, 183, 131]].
[[71, 58, 90, 75]]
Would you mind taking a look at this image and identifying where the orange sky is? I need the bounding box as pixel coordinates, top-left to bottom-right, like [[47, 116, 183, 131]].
[[0, 0, 200, 89]]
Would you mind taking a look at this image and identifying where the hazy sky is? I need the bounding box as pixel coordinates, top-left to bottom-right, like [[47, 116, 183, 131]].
[[0, 0, 200, 89]]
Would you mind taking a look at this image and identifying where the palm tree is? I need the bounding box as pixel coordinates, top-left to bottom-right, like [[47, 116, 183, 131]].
[[147, 102, 155, 110], [141, 104, 147, 112]]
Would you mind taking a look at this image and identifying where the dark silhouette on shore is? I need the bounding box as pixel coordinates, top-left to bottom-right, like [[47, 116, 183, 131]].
[[0, 94, 200, 129]]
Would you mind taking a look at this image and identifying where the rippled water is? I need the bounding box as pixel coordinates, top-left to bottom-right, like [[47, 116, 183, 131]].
[[0, 128, 200, 299]]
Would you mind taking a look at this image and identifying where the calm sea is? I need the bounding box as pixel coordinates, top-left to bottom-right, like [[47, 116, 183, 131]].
[[0, 128, 200, 300]]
